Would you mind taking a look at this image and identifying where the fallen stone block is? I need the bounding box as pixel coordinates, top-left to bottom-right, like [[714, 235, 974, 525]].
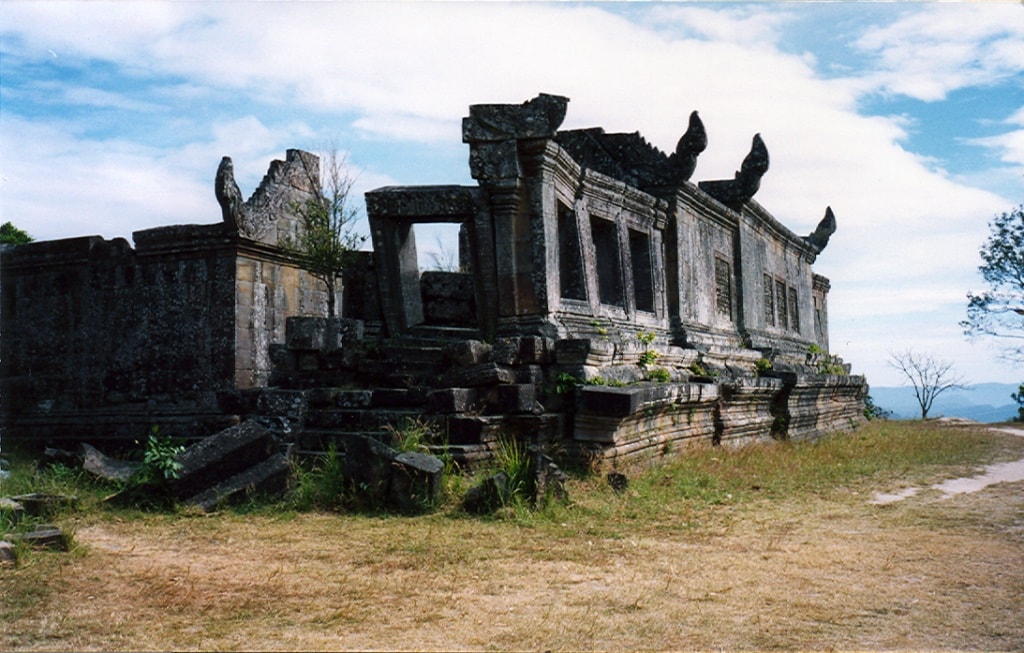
[[11, 525, 69, 551], [81, 443, 138, 483], [462, 472, 510, 514], [0, 541, 16, 565], [184, 453, 292, 513], [9, 493, 78, 519], [343, 435, 398, 506], [533, 451, 568, 506], [389, 451, 444, 513], [170, 420, 277, 500]]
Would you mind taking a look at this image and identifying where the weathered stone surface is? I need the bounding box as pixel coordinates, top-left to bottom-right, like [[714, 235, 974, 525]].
[[555, 339, 614, 366], [170, 420, 277, 500], [462, 472, 510, 514], [444, 362, 516, 388], [217, 149, 319, 243], [421, 271, 475, 326], [533, 452, 568, 505], [11, 525, 69, 551], [9, 493, 78, 518], [81, 443, 137, 483], [449, 339, 492, 367], [717, 377, 783, 446], [184, 452, 291, 513], [286, 316, 363, 352], [343, 435, 398, 504], [427, 388, 479, 414], [389, 451, 445, 513], [498, 384, 540, 414], [463, 93, 568, 143], [0, 541, 16, 565], [256, 389, 307, 434], [698, 134, 770, 209]]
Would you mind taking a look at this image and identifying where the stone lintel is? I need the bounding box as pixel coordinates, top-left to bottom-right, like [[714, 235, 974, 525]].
[[365, 185, 480, 221]]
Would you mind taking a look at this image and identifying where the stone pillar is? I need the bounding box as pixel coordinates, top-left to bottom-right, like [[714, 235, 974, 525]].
[[463, 94, 569, 334]]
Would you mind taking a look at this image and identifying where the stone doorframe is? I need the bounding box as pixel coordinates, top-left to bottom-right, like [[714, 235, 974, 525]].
[[366, 185, 494, 338]]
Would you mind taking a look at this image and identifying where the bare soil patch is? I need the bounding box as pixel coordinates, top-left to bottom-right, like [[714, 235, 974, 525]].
[[3, 424, 1023, 651]]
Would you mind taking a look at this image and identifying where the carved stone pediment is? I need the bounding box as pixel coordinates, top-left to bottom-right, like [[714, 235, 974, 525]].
[[215, 149, 320, 244]]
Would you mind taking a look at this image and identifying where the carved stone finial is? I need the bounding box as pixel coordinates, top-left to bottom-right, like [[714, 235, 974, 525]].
[[806, 206, 837, 251], [215, 156, 246, 230], [698, 133, 770, 209], [463, 93, 569, 143], [669, 110, 707, 182], [214, 150, 320, 243]]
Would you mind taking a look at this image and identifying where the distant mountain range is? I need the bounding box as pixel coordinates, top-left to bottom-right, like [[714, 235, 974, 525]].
[[869, 383, 1021, 423]]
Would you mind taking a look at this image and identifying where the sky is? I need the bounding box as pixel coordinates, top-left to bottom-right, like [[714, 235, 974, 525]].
[[1, 1, 1022, 388]]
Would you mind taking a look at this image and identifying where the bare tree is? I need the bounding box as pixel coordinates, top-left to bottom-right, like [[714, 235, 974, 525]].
[[282, 146, 366, 318], [888, 349, 968, 419]]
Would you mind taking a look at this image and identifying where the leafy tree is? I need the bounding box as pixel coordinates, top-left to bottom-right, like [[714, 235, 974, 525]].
[[962, 204, 1024, 363], [888, 349, 967, 420], [1012, 384, 1024, 423], [0, 221, 33, 245], [282, 147, 366, 318]]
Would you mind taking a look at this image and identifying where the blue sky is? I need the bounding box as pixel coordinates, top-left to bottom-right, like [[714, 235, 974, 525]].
[[1, 1, 1022, 387]]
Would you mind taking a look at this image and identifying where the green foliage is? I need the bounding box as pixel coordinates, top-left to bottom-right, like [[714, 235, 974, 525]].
[[806, 344, 846, 375], [0, 221, 32, 245], [553, 372, 581, 396], [492, 435, 533, 508], [863, 394, 893, 420], [963, 204, 1024, 364], [280, 148, 366, 318], [385, 417, 436, 453], [637, 349, 660, 369], [645, 367, 672, 383], [688, 362, 710, 377], [119, 427, 185, 510], [635, 331, 660, 371], [288, 444, 348, 512], [1012, 383, 1024, 423], [754, 357, 773, 375]]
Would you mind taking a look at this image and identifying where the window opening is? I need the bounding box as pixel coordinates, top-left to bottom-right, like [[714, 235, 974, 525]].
[[591, 217, 623, 307], [788, 287, 800, 333], [714, 256, 733, 319], [763, 273, 775, 326], [775, 279, 788, 329], [629, 228, 654, 312], [558, 203, 587, 301]]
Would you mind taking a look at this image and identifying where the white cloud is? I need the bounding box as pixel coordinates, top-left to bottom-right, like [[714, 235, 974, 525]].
[[853, 3, 1024, 101]]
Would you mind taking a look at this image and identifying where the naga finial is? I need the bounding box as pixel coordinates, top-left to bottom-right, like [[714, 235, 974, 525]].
[[215, 156, 245, 231], [697, 133, 770, 208], [669, 110, 707, 183], [805, 206, 837, 251]]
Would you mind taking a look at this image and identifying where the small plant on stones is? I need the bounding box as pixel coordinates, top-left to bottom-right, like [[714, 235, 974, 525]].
[[636, 331, 660, 371], [118, 426, 184, 509]]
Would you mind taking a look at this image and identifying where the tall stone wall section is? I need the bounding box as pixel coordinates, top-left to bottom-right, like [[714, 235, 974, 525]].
[[1, 151, 332, 446]]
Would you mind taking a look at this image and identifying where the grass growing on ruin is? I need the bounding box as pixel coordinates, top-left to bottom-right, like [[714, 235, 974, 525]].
[[3, 419, 1024, 651]]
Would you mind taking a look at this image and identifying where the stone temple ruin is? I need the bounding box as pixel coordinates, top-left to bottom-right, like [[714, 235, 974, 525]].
[[1, 94, 867, 476]]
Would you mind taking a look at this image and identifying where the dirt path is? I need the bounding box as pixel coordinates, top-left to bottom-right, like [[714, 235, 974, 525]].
[[873, 426, 1024, 504], [3, 426, 1023, 651]]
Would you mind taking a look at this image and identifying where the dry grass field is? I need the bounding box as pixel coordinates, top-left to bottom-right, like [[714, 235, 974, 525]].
[[3, 420, 1023, 651]]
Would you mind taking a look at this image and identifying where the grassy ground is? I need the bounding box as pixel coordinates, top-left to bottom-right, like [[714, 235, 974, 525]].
[[2, 419, 1023, 651]]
